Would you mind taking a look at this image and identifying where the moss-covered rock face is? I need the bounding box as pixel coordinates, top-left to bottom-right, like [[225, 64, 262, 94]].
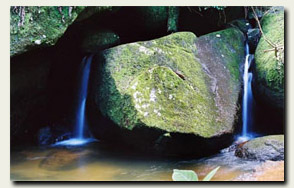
[[91, 30, 244, 140], [10, 6, 85, 57], [178, 7, 245, 36], [75, 6, 118, 22], [196, 28, 245, 134], [254, 7, 284, 110], [227, 19, 250, 34], [235, 135, 284, 161], [131, 7, 179, 34], [80, 29, 120, 53], [135, 7, 169, 32]]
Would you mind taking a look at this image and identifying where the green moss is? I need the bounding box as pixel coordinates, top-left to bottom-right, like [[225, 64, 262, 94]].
[[97, 32, 230, 137], [137, 7, 168, 25], [255, 7, 284, 96], [194, 28, 244, 131], [125, 66, 218, 136], [81, 29, 120, 53], [10, 6, 85, 56], [212, 28, 244, 82], [167, 7, 179, 32], [228, 19, 250, 33], [244, 135, 284, 150]]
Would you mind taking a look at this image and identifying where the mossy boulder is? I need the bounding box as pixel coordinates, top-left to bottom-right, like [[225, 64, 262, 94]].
[[134, 7, 179, 33], [10, 6, 85, 57], [135, 7, 168, 32], [80, 29, 120, 53], [178, 7, 245, 36], [254, 7, 284, 110], [235, 135, 284, 161], [89, 30, 244, 156], [227, 19, 250, 34]]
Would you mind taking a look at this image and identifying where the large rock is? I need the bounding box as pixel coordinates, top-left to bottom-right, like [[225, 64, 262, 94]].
[[178, 7, 245, 36], [89, 29, 244, 156], [254, 7, 284, 110], [80, 28, 120, 53], [10, 6, 85, 56], [235, 135, 284, 161], [93, 7, 179, 44], [134, 7, 179, 33], [227, 19, 250, 34]]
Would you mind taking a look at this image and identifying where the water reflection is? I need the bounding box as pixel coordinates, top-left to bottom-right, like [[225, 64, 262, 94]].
[[11, 142, 269, 181]]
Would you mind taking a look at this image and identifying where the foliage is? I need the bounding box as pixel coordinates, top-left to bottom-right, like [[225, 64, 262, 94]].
[[172, 169, 198, 181], [172, 166, 220, 181], [202, 166, 220, 181]]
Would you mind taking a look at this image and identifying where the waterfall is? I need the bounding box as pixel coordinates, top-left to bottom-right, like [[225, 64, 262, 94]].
[[75, 56, 93, 139], [54, 55, 96, 146], [239, 43, 254, 141]]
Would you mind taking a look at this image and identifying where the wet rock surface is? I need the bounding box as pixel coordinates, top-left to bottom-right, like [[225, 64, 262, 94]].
[[235, 135, 284, 161], [247, 28, 261, 53]]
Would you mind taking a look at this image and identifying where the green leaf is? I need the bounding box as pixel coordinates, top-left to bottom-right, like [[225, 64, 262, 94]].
[[202, 166, 220, 181], [172, 169, 198, 181]]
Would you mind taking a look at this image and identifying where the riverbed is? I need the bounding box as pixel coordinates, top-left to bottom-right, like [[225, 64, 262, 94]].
[[10, 141, 284, 181]]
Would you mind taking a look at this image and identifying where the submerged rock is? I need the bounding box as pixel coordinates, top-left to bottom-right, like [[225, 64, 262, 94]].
[[39, 149, 90, 171], [253, 7, 284, 111], [89, 29, 244, 156], [38, 127, 53, 145], [38, 126, 73, 146], [234, 160, 284, 181], [235, 135, 284, 161]]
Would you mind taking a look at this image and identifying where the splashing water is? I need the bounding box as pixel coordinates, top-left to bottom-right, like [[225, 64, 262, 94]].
[[54, 55, 97, 146]]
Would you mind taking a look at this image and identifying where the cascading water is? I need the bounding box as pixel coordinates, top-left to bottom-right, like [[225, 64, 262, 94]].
[[75, 56, 92, 139], [239, 43, 254, 141], [54, 55, 96, 146]]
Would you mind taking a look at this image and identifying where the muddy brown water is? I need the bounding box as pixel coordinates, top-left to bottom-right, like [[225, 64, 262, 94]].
[[10, 142, 283, 181]]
